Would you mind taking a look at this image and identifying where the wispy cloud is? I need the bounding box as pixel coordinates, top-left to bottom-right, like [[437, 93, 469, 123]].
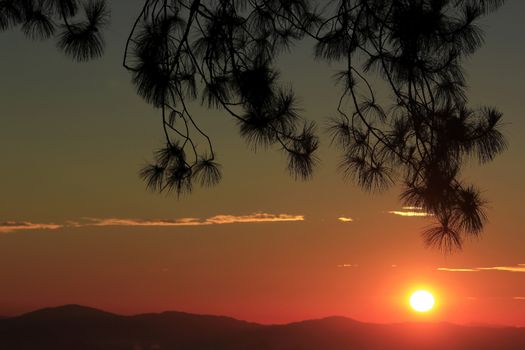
[[88, 213, 304, 227], [477, 264, 525, 273], [465, 296, 525, 302], [337, 217, 354, 223], [337, 264, 357, 268], [0, 221, 62, 233], [438, 264, 525, 273], [205, 213, 304, 224], [1, 213, 304, 233], [87, 217, 205, 227], [387, 207, 432, 217], [437, 268, 479, 272]]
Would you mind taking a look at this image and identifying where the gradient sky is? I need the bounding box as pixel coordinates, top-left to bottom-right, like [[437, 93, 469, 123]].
[[1, 0, 524, 326]]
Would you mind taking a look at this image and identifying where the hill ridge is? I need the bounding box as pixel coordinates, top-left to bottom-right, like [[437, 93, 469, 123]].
[[1, 305, 524, 350]]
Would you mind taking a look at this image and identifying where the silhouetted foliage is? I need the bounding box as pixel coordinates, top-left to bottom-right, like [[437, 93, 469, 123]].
[[1, 0, 109, 60], [1, 0, 507, 251]]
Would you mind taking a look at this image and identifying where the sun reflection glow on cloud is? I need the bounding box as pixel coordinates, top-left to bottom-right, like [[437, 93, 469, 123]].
[[388, 209, 432, 217], [0, 221, 62, 233], [337, 217, 354, 222], [89, 213, 304, 227], [438, 264, 525, 273], [1, 213, 304, 233], [337, 264, 357, 268]]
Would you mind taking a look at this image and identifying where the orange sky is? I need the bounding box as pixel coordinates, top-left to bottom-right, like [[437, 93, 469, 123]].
[[0, 0, 524, 326]]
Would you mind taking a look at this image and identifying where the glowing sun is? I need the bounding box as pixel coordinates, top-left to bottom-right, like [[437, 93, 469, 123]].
[[409, 290, 435, 312]]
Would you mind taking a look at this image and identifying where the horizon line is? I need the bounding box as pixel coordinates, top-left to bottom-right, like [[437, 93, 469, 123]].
[[3, 303, 524, 329]]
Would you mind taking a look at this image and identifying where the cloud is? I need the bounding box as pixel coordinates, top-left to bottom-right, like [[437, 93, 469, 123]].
[[205, 213, 304, 224], [337, 217, 354, 222], [387, 208, 432, 217], [437, 264, 525, 273], [337, 264, 357, 268], [1, 213, 305, 234], [513, 297, 525, 300], [437, 268, 479, 272], [0, 221, 62, 233], [477, 264, 525, 273], [87, 217, 205, 227], [87, 213, 304, 227]]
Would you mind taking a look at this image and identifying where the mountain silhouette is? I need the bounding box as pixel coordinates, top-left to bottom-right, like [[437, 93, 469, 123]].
[[1, 305, 524, 350]]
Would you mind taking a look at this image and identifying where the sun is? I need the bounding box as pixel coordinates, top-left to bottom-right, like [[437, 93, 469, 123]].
[[409, 290, 435, 312]]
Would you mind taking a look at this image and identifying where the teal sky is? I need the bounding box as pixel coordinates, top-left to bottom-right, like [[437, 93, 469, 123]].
[[0, 0, 524, 325]]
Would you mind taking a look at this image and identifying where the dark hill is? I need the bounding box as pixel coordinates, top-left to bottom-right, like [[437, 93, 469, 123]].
[[1, 305, 524, 350], [18, 304, 121, 321]]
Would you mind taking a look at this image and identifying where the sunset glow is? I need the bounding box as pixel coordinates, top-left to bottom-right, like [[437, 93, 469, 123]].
[[1, 0, 525, 338]]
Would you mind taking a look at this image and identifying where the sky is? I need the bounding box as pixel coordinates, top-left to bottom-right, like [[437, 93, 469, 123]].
[[0, 0, 524, 326]]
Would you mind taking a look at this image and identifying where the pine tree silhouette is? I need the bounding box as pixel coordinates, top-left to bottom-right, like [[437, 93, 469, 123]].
[[1, 0, 507, 251]]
